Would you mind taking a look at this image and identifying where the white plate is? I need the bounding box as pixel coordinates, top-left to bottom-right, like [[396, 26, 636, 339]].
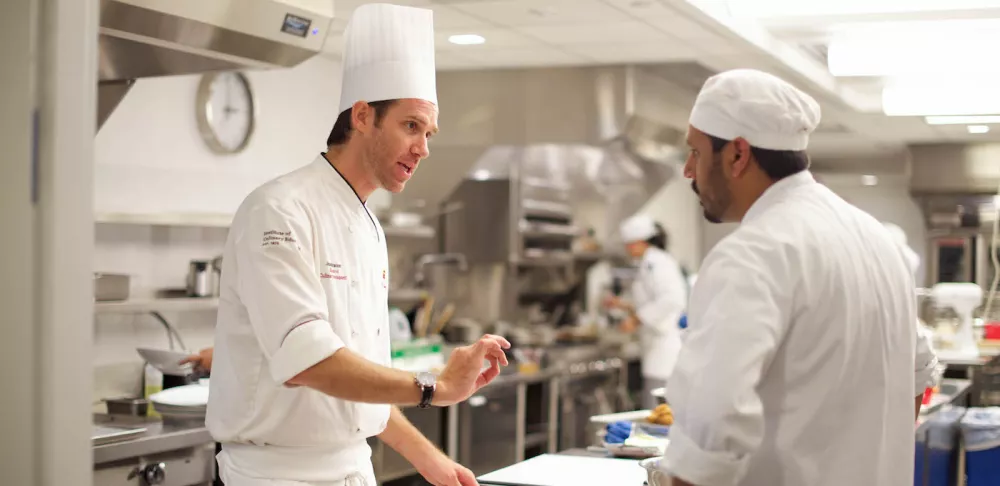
[[150, 382, 209, 407], [136, 347, 194, 376], [589, 410, 652, 425]]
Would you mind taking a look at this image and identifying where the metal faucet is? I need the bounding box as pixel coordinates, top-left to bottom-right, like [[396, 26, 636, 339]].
[[413, 253, 468, 287]]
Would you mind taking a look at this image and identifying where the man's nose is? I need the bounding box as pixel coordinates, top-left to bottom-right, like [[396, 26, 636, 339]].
[[413, 137, 429, 158]]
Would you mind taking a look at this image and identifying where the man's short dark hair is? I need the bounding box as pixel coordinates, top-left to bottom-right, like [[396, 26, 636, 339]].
[[326, 99, 397, 146], [708, 134, 810, 181]]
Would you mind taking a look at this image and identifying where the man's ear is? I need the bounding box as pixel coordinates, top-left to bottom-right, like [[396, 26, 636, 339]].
[[730, 137, 753, 178], [351, 101, 372, 136]]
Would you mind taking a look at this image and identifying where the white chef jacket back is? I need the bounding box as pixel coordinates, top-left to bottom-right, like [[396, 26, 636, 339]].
[[663, 171, 917, 486], [206, 155, 391, 482], [631, 247, 688, 380]]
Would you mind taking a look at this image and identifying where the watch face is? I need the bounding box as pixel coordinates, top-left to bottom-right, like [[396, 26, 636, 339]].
[[416, 372, 436, 387]]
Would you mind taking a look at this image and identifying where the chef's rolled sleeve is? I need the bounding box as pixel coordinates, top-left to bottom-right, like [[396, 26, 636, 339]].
[[269, 319, 344, 384], [235, 197, 344, 384], [663, 235, 791, 486]]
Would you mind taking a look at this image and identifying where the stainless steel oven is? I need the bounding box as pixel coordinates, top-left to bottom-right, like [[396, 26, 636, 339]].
[[928, 231, 1000, 291]]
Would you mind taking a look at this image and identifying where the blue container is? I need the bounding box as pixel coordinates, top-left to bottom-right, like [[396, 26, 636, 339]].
[[915, 406, 965, 486], [960, 407, 1000, 486]]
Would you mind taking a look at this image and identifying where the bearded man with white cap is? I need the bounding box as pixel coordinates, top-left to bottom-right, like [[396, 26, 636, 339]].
[[662, 69, 920, 486], [206, 4, 508, 485]]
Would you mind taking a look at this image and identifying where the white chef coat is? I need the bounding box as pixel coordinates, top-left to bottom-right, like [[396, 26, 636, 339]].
[[206, 154, 391, 483], [663, 171, 918, 486], [631, 246, 688, 380]]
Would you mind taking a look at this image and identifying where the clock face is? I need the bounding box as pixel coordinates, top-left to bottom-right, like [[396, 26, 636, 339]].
[[197, 72, 255, 154]]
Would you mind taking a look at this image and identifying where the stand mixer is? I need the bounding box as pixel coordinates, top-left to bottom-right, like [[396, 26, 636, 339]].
[[931, 282, 983, 359]]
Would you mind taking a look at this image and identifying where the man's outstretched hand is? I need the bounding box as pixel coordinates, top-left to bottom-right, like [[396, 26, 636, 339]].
[[433, 335, 510, 407]]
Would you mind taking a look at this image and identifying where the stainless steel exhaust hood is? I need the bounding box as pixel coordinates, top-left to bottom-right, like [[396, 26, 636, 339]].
[[97, 0, 334, 130]]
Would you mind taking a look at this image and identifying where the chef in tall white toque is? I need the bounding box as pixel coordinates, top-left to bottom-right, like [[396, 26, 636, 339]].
[[662, 69, 920, 486], [206, 4, 509, 485]]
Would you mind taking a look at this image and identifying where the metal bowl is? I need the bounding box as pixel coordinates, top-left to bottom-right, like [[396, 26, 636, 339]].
[[639, 457, 672, 486]]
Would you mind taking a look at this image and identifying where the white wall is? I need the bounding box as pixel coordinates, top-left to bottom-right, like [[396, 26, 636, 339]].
[[91, 55, 345, 407], [641, 172, 704, 272]]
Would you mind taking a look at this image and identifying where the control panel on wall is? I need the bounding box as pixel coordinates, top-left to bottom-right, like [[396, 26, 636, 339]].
[[196, 71, 256, 154]]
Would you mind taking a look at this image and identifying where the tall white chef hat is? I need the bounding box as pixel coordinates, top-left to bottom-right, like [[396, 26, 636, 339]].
[[689, 69, 821, 151], [883, 222, 920, 279], [338, 4, 437, 113], [620, 214, 658, 244]]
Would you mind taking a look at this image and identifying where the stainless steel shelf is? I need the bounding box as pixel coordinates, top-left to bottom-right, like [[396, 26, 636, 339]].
[[95, 297, 219, 314], [388, 289, 429, 305], [96, 212, 435, 239], [95, 212, 232, 227], [382, 224, 435, 239]]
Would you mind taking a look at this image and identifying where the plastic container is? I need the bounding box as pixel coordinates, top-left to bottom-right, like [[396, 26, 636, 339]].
[[960, 407, 1000, 486], [915, 405, 965, 486], [143, 363, 163, 418]]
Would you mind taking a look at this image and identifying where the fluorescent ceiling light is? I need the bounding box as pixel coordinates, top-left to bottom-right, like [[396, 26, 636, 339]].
[[472, 169, 491, 180], [448, 34, 485, 45], [882, 80, 1000, 116], [968, 125, 991, 134], [827, 19, 1000, 77], [727, 0, 1000, 18], [861, 175, 878, 186], [926, 116, 1000, 125]]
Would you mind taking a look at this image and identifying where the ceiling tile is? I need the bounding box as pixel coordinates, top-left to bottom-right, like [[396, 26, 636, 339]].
[[329, 1, 489, 31], [516, 20, 670, 44], [599, 0, 684, 18], [569, 41, 699, 63], [448, 0, 633, 27], [435, 51, 479, 69], [431, 5, 495, 29], [436, 28, 539, 51], [647, 12, 721, 39], [456, 46, 590, 68]]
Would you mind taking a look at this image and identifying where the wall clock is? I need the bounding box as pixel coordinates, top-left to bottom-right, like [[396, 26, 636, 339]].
[[195, 71, 256, 154]]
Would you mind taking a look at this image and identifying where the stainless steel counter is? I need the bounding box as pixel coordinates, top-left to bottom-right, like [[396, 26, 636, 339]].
[[92, 414, 213, 465]]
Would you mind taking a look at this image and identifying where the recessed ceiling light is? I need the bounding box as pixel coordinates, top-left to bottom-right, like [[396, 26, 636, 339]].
[[968, 125, 991, 134], [861, 175, 878, 186], [473, 170, 491, 180], [926, 115, 1000, 125], [448, 34, 485, 45]]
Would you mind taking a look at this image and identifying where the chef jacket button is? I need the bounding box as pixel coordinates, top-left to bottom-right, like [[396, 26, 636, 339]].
[[377, 328, 381, 336], [356, 427, 361, 433]]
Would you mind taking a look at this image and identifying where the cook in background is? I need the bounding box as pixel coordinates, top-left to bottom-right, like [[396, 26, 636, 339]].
[[883, 222, 941, 417], [206, 5, 509, 486], [605, 215, 688, 410], [662, 69, 920, 486]]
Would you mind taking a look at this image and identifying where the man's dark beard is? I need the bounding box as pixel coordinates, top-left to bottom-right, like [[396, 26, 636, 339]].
[[691, 180, 723, 224]]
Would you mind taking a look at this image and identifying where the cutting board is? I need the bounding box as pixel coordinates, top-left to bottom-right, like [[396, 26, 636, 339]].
[[477, 454, 648, 486]]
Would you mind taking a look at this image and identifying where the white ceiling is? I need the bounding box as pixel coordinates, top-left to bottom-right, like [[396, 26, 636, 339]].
[[319, 0, 1000, 159]]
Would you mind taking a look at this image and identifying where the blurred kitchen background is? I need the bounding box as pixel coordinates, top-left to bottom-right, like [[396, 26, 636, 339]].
[[6, 0, 1000, 485]]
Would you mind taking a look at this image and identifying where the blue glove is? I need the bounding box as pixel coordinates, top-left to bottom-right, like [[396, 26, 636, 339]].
[[678, 314, 687, 330], [604, 421, 633, 444]]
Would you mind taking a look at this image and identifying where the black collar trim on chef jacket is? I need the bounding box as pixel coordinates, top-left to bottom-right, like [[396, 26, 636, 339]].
[[321, 152, 380, 242]]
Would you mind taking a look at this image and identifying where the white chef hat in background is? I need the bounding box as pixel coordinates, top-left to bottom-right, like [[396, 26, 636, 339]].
[[620, 214, 657, 243], [338, 4, 437, 113], [689, 69, 821, 151]]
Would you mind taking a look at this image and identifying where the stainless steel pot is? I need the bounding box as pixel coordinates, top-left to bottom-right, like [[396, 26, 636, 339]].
[[186, 260, 212, 297]]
